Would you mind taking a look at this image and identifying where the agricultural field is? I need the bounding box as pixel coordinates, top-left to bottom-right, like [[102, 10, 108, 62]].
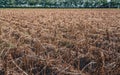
[[0, 9, 120, 75]]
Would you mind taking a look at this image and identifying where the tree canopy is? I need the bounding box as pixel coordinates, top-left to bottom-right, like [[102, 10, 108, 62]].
[[0, 0, 120, 8]]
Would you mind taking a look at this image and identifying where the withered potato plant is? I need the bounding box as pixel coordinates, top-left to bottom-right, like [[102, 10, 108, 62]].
[[0, 9, 120, 75]]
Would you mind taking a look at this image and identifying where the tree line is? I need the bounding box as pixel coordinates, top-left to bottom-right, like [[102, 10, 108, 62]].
[[0, 0, 120, 8]]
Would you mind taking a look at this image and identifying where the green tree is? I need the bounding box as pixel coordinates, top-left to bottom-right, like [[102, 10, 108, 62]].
[[28, 0, 37, 5], [15, 0, 28, 5]]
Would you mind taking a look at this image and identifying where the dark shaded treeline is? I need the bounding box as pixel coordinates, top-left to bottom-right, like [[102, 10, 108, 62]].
[[0, 0, 120, 8]]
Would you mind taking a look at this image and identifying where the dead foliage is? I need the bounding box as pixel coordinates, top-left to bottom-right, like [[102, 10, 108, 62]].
[[0, 9, 120, 75]]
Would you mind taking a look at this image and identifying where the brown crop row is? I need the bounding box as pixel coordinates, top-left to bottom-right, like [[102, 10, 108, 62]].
[[0, 9, 120, 75]]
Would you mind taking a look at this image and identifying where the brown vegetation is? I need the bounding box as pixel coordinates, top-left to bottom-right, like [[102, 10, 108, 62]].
[[0, 9, 120, 75]]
